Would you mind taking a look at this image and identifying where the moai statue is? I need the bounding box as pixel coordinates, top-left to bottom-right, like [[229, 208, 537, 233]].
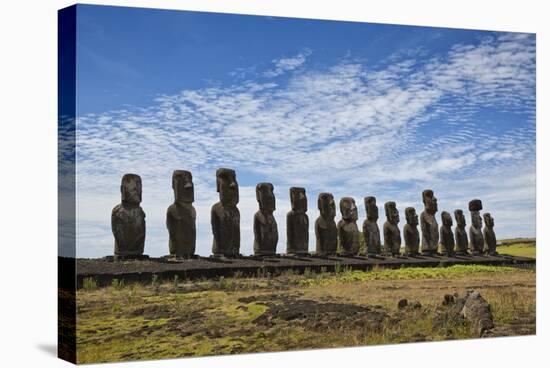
[[166, 170, 196, 258], [111, 173, 146, 258], [454, 209, 469, 255], [211, 168, 240, 257], [286, 187, 309, 255], [315, 192, 337, 256], [403, 207, 420, 256], [253, 183, 278, 256], [440, 211, 455, 256], [420, 189, 439, 255], [468, 199, 484, 255], [337, 197, 360, 256], [383, 201, 401, 256], [483, 213, 498, 255], [363, 196, 382, 255]]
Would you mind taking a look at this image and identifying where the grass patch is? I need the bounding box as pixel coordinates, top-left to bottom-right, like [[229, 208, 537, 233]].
[[498, 242, 536, 258], [299, 264, 528, 286]]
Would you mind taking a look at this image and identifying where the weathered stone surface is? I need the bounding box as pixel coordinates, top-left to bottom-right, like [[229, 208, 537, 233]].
[[166, 170, 196, 258], [363, 196, 382, 255], [337, 197, 360, 255], [211, 168, 240, 257], [112, 173, 146, 257], [461, 290, 494, 336], [383, 201, 401, 256], [454, 209, 469, 255], [469, 199, 484, 254], [315, 193, 337, 256], [440, 211, 455, 256], [483, 213, 498, 255], [420, 189, 439, 255], [434, 290, 494, 337], [253, 183, 278, 256], [403, 207, 420, 256], [286, 187, 309, 255]]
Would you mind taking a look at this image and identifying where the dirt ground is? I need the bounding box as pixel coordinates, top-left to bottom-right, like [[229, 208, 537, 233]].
[[75, 264, 535, 364]]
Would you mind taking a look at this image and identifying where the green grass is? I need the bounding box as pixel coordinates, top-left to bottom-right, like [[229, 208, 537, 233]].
[[497, 241, 536, 258], [76, 258, 535, 363], [299, 264, 525, 286]]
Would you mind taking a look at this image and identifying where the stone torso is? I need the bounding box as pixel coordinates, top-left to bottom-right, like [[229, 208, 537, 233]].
[[337, 220, 360, 255], [253, 211, 278, 255], [166, 203, 196, 257], [383, 222, 401, 255], [286, 211, 309, 254], [420, 211, 439, 253], [469, 226, 484, 253], [211, 202, 240, 256], [455, 226, 469, 253], [440, 225, 455, 255], [483, 227, 497, 254], [363, 220, 382, 255], [112, 204, 146, 256], [315, 217, 337, 255], [403, 223, 420, 254]]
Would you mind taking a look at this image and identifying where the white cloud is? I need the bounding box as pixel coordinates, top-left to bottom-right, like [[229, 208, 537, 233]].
[[263, 49, 312, 77]]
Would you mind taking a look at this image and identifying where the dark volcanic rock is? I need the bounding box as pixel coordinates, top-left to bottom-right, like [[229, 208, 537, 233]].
[[435, 290, 494, 337]]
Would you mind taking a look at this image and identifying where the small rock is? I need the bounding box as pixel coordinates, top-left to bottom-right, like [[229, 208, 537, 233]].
[[443, 294, 455, 305], [412, 301, 422, 309]]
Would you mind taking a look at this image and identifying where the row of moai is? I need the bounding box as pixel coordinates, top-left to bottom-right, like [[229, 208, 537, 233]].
[[111, 169, 498, 259]]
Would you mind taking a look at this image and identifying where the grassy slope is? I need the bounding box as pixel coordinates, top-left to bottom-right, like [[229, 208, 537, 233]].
[[76, 264, 535, 364], [497, 239, 536, 258]]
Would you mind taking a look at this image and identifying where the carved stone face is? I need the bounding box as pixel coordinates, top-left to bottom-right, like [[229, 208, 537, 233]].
[[385, 201, 399, 225], [441, 211, 453, 227], [364, 196, 379, 221], [454, 209, 466, 227], [290, 187, 307, 212], [172, 170, 194, 203], [472, 212, 482, 229], [318, 193, 336, 220], [423, 190, 438, 215], [340, 197, 358, 221], [121, 174, 142, 205], [483, 213, 494, 228], [405, 207, 418, 226], [256, 182, 275, 211], [216, 168, 239, 206]]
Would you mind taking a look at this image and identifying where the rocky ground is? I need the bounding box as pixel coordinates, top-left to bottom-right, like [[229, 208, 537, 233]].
[[75, 263, 535, 364]]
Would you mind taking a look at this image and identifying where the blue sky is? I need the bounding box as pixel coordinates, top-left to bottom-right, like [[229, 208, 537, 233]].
[[71, 4, 536, 258]]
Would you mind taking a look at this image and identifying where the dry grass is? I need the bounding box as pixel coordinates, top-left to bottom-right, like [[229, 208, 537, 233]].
[[76, 264, 535, 364]]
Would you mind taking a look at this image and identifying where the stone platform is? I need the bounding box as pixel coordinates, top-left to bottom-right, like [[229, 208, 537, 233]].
[[70, 253, 536, 288]]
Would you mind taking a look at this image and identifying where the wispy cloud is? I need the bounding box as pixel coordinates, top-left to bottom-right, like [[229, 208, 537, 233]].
[[74, 32, 535, 258], [263, 49, 312, 77]]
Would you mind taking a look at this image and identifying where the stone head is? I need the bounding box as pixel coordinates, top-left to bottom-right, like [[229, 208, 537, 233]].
[[469, 199, 483, 212], [483, 213, 494, 228], [454, 209, 466, 227], [364, 196, 379, 221], [422, 189, 438, 214], [172, 170, 194, 203], [256, 182, 275, 211], [441, 211, 453, 227], [384, 201, 399, 225], [290, 187, 307, 213], [340, 197, 358, 222], [216, 168, 239, 206], [120, 173, 142, 206], [318, 192, 336, 220], [405, 207, 418, 226], [471, 211, 482, 229]]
